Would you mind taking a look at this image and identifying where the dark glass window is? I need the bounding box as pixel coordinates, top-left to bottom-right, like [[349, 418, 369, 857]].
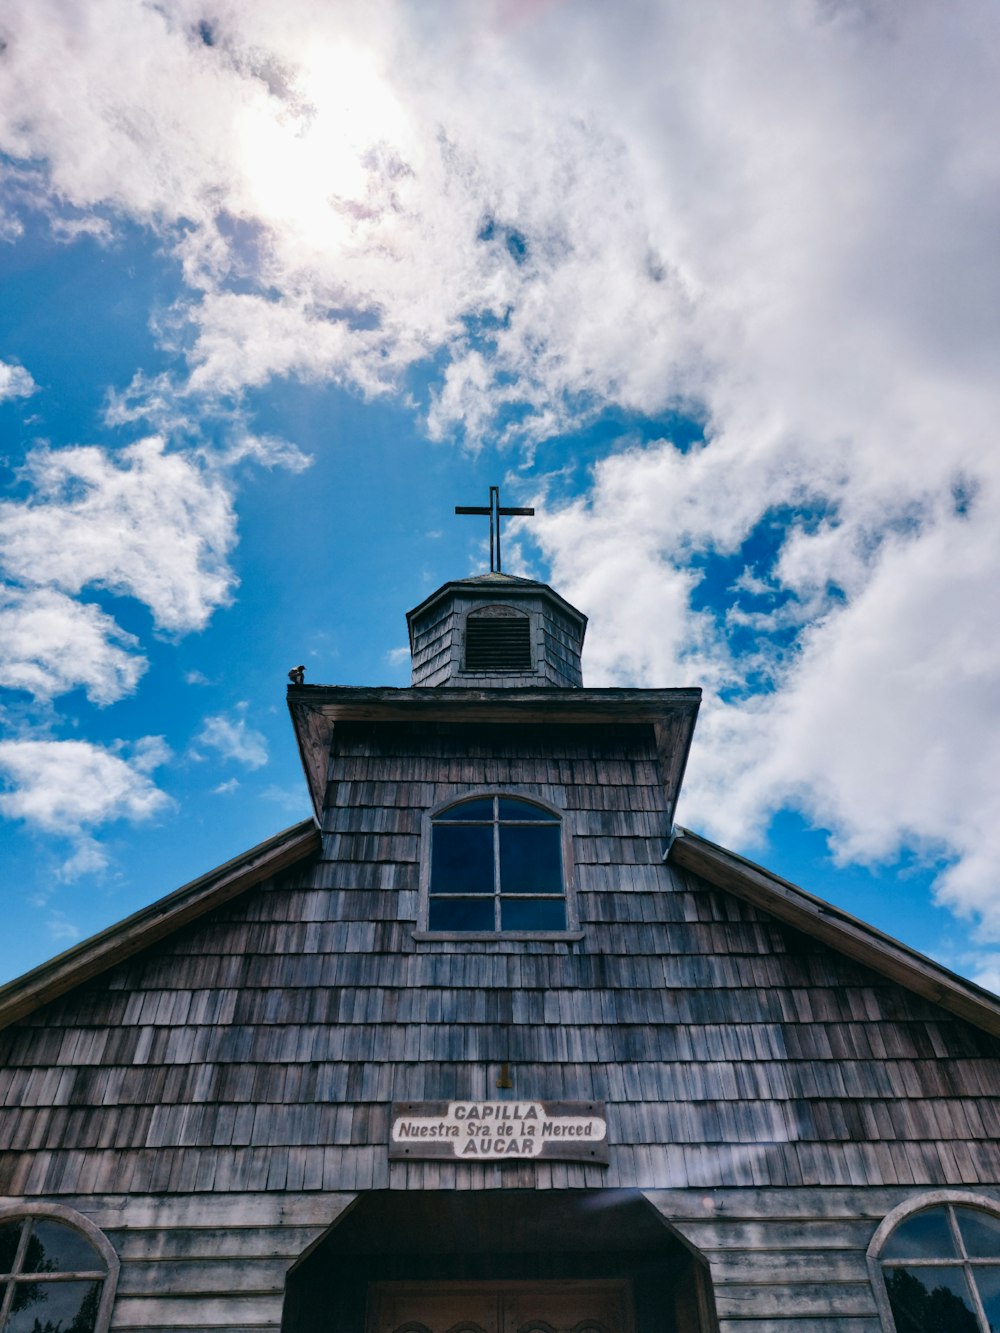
[[879, 1205, 1000, 1333], [428, 797, 566, 932], [0, 1216, 108, 1333]]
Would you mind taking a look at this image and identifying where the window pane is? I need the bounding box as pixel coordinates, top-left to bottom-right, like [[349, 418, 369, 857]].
[[499, 826, 561, 894], [498, 799, 556, 822], [431, 825, 494, 894], [23, 1220, 104, 1275], [957, 1206, 1000, 1257], [501, 898, 567, 931], [0, 1221, 22, 1274], [8, 1279, 102, 1333], [439, 799, 494, 822], [428, 898, 495, 931], [883, 1265, 978, 1333], [974, 1266, 1000, 1329], [882, 1208, 957, 1259]]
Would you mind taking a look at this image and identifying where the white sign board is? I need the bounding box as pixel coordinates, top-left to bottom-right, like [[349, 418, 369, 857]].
[[389, 1100, 609, 1163]]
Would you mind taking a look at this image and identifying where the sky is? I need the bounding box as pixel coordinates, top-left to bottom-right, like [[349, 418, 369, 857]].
[[1, 0, 999, 988]]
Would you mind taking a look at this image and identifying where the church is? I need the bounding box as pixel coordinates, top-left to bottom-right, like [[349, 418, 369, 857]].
[[1, 494, 1000, 1333]]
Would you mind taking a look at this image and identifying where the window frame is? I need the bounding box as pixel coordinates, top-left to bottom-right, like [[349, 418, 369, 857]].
[[414, 790, 581, 942], [868, 1190, 1000, 1333], [0, 1201, 119, 1333]]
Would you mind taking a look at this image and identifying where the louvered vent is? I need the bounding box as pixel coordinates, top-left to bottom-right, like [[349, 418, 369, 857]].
[[464, 615, 532, 671]]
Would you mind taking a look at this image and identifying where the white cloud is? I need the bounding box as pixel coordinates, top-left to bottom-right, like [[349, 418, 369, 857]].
[[49, 215, 113, 244], [130, 735, 173, 774], [196, 704, 268, 769], [217, 431, 312, 473], [0, 437, 236, 633], [46, 910, 81, 942], [0, 737, 171, 832], [261, 783, 311, 814], [0, 586, 146, 704], [532, 438, 1000, 936], [213, 777, 240, 795], [0, 360, 35, 401], [2, 0, 1000, 948], [57, 838, 109, 881], [0, 1, 996, 443]]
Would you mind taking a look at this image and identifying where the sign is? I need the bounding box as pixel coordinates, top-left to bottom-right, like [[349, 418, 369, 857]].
[[389, 1100, 609, 1163]]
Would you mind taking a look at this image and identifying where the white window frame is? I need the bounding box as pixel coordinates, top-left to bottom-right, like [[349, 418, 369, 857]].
[[868, 1189, 1000, 1333], [0, 1201, 119, 1333]]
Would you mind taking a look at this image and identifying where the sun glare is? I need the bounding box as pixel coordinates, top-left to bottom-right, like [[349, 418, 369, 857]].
[[236, 44, 412, 249]]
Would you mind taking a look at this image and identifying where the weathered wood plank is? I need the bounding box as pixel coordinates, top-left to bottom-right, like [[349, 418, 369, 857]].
[[109, 1224, 326, 1261], [716, 1322, 882, 1333], [72, 1192, 356, 1228], [111, 1294, 282, 1328], [706, 1250, 872, 1283], [116, 1257, 293, 1296], [714, 1283, 878, 1318]]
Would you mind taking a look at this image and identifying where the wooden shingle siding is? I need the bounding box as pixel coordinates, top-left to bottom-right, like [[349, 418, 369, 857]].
[[408, 582, 585, 688], [1, 714, 1000, 1329]]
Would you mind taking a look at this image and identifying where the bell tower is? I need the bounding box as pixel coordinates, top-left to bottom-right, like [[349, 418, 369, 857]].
[[406, 485, 587, 688], [406, 573, 587, 688]]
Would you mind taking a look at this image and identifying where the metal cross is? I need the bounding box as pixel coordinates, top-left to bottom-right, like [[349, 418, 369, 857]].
[[455, 485, 535, 573]]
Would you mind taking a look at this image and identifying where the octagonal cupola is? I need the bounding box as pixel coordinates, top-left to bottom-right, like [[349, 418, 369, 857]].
[[406, 573, 587, 688]]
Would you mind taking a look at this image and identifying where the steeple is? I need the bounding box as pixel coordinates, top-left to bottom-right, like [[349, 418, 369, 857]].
[[406, 572, 587, 688]]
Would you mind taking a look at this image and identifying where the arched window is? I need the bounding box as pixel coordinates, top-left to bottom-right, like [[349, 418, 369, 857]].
[[427, 796, 566, 932], [869, 1194, 1000, 1333], [0, 1205, 118, 1333]]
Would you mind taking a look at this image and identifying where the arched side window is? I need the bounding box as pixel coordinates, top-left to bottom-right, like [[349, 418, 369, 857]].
[[869, 1193, 1000, 1333], [0, 1204, 118, 1333], [427, 796, 567, 933]]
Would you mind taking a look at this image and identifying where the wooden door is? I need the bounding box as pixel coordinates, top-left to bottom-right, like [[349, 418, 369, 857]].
[[367, 1279, 634, 1333]]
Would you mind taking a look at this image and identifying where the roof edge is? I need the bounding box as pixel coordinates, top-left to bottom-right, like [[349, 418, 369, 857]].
[[670, 828, 1000, 1038], [287, 684, 701, 713], [405, 577, 588, 649], [288, 684, 701, 846], [0, 819, 321, 1031]]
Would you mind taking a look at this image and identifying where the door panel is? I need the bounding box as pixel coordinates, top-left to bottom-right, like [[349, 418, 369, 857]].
[[368, 1283, 499, 1333], [367, 1280, 634, 1333], [503, 1280, 631, 1333]]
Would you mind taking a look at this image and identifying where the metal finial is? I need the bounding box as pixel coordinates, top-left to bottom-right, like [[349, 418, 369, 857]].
[[455, 485, 535, 572]]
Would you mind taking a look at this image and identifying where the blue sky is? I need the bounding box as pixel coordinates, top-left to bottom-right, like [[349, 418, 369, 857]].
[[1, 0, 999, 988]]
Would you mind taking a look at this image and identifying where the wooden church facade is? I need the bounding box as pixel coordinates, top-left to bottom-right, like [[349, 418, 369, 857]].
[[1, 570, 1000, 1333]]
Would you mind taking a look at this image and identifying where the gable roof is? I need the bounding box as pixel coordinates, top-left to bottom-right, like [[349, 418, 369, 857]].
[[405, 574, 588, 652], [669, 826, 1000, 1037], [0, 810, 996, 1044], [0, 819, 320, 1031]]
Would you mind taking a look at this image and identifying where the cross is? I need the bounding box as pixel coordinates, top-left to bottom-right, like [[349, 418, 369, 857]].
[[455, 485, 535, 573]]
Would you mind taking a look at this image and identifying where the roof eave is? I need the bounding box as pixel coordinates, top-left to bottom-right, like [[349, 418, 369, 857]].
[[288, 684, 701, 826], [405, 578, 588, 652], [669, 827, 1000, 1038], [0, 819, 321, 1031]]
